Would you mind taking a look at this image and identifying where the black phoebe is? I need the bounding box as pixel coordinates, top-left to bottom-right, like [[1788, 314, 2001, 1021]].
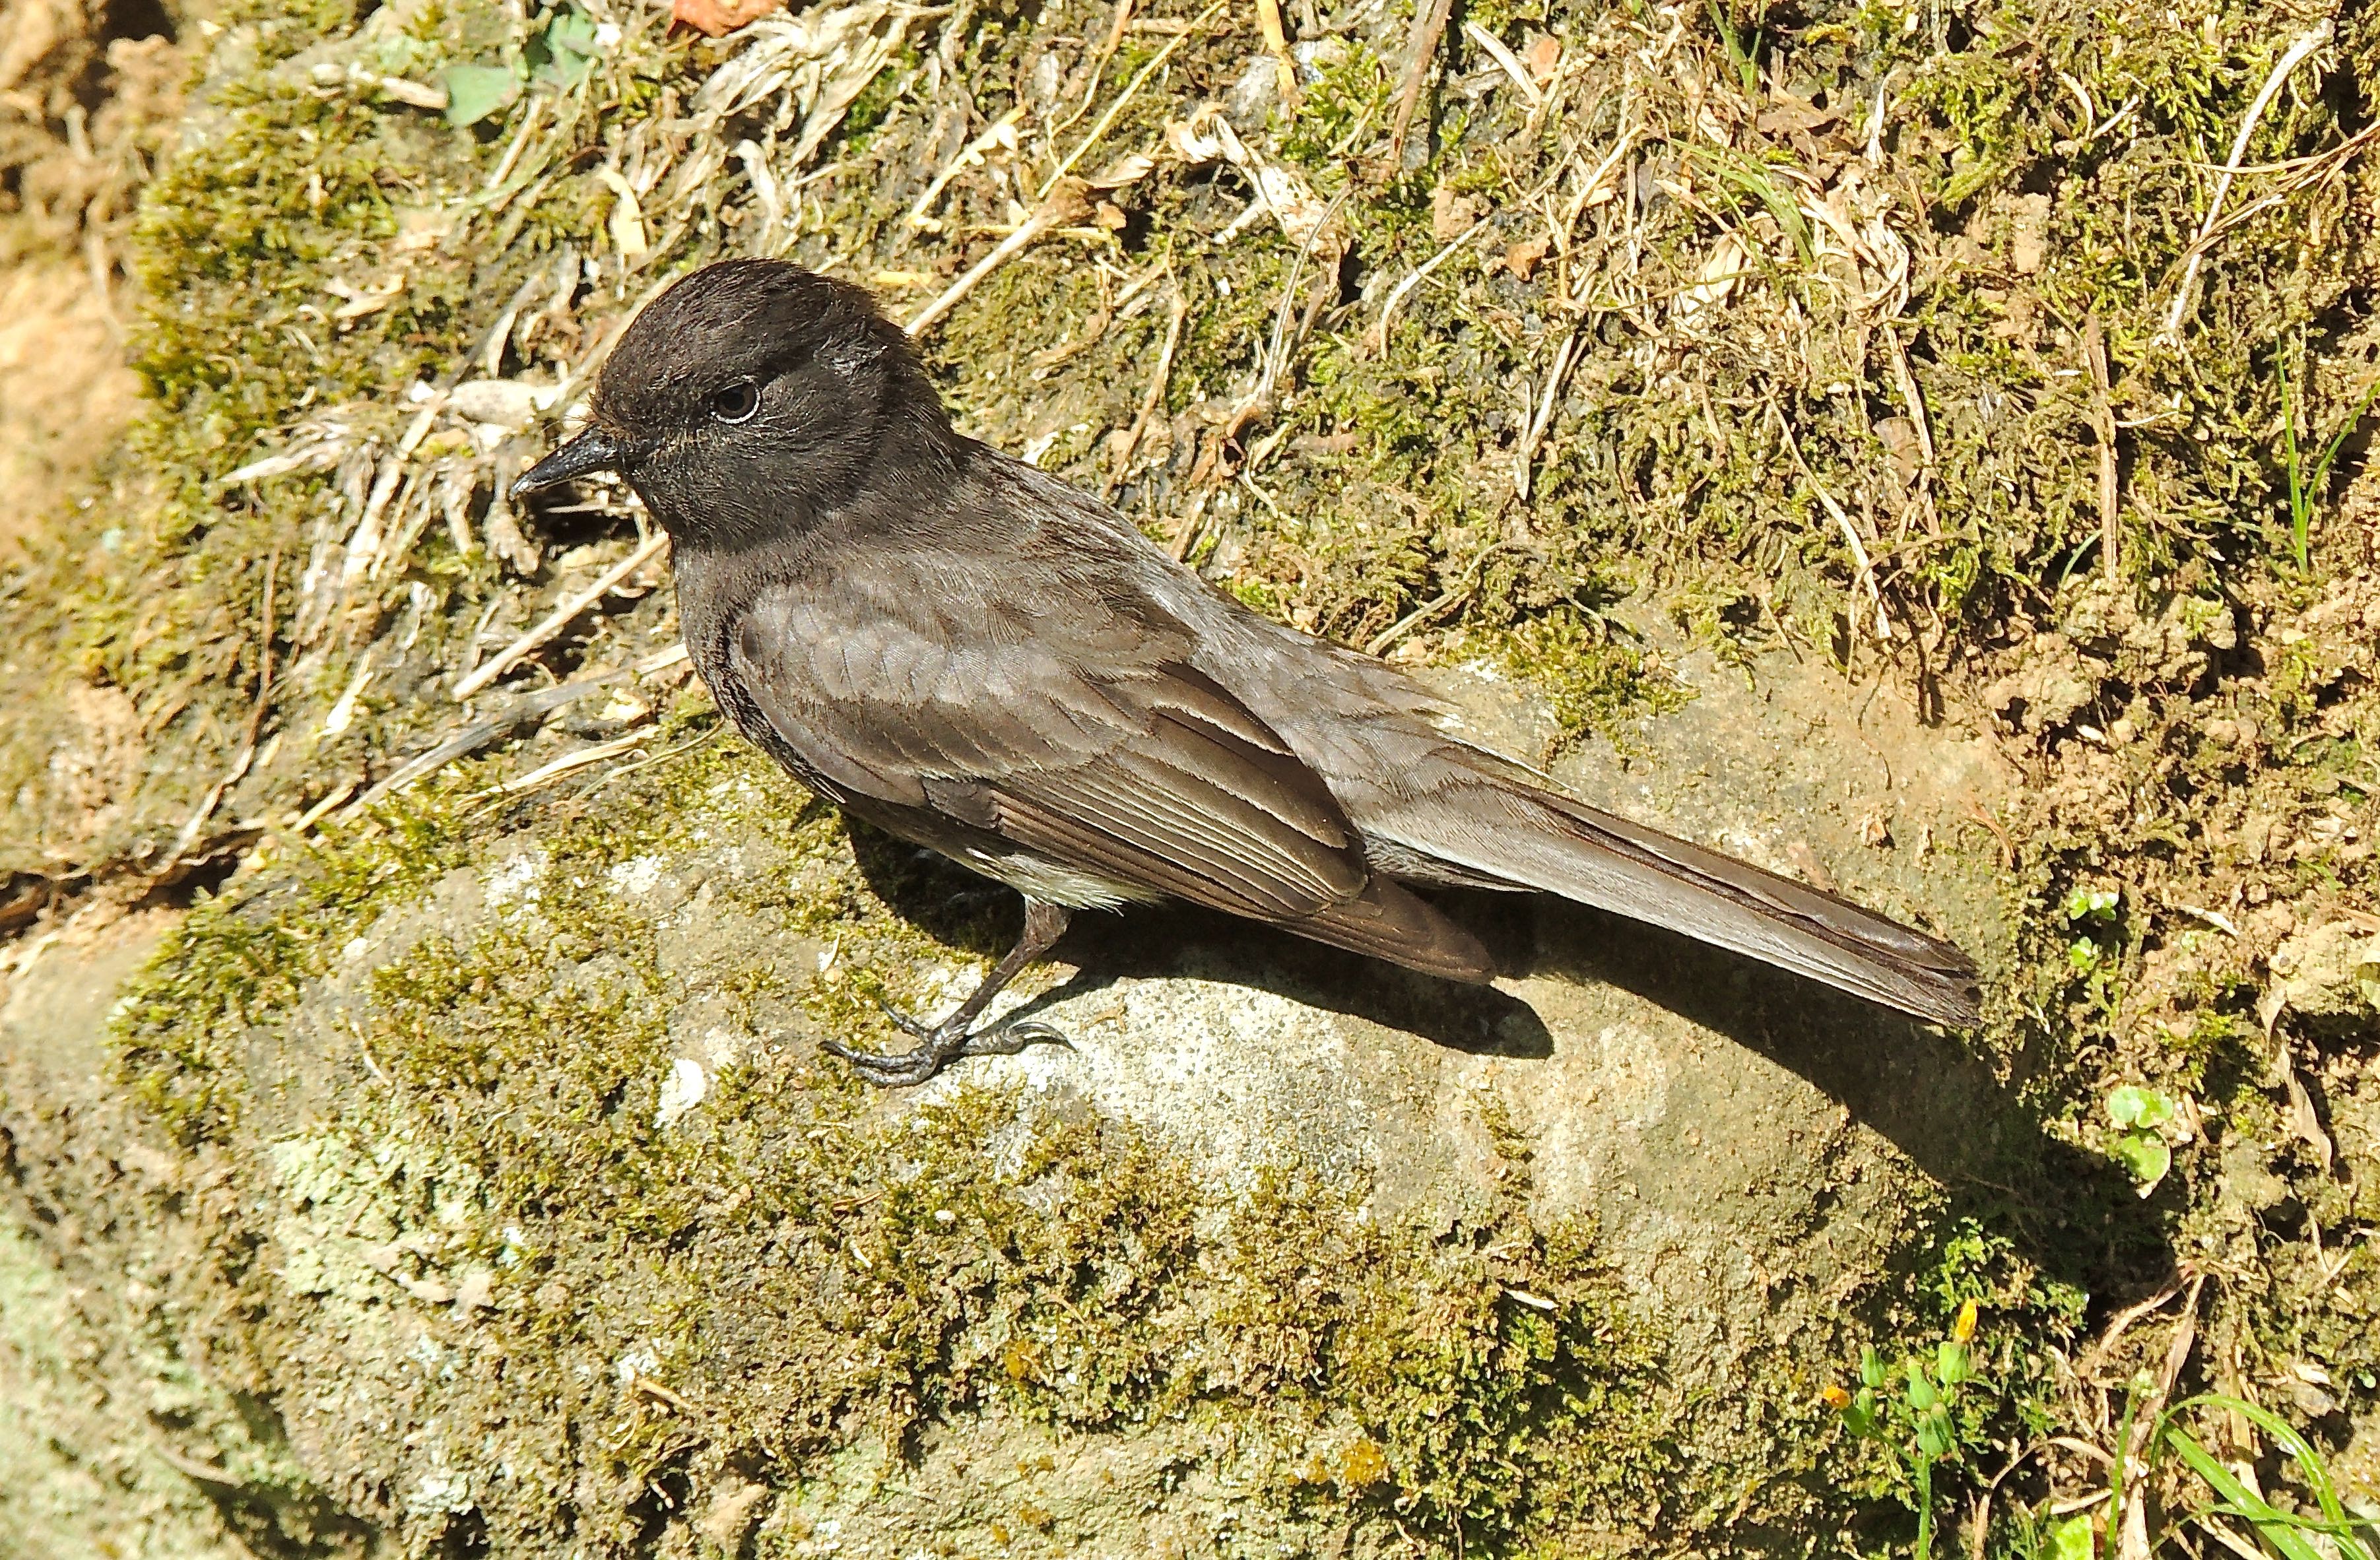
[[514, 259, 1979, 1085]]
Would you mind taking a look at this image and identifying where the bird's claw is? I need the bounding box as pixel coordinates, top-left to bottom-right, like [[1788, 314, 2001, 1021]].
[[826, 1015, 1071, 1088], [954, 1020, 1071, 1059], [867, 992, 937, 1039]]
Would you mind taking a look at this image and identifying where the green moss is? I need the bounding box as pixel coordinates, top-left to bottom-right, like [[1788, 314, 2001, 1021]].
[[1486, 610, 1694, 756]]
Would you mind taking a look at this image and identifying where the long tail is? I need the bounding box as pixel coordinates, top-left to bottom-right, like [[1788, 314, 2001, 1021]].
[[1361, 762, 1981, 1025]]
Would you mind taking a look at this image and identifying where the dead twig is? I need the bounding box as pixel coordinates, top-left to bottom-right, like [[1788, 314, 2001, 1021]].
[[2083, 313, 2119, 583], [906, 178, 1098, 336], [453, 532, 671, 699], [1777, 411, 1892, 643], [1385, 0, 1457, 166], [2161, 20, 2332, 339], [1104, 289, 1188, 499]]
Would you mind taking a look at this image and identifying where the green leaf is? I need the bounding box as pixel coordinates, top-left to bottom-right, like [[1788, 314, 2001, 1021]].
[[2107, 1086, 2175, 1130], [2158, 1426, 2331, 1560], [2047, 1512, 2096, 1560], [2064, 886, 2121, 923], [545, 8, 601, 56], [2164, 1396, 2355, 1537], [441, 63, 521, 127], [2110, 1130, 2171, 1194], [529, 8, 602, 86]]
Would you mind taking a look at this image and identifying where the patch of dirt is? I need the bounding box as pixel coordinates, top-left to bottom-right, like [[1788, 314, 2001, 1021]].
[[0, 0, 183, 552]]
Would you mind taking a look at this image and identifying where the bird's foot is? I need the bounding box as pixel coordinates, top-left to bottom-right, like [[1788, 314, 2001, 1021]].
[[825, 1002, 1070, 1088]]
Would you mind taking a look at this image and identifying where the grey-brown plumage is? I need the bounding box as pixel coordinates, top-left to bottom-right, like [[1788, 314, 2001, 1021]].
[[515, 259, 1979, 1084]]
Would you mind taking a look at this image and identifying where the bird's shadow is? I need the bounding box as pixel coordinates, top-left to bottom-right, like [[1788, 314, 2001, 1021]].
[[848, 826, 2172, 1302]]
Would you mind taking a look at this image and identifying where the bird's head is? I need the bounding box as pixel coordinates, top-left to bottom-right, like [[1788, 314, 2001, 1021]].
[[512, 259, 956, 546]]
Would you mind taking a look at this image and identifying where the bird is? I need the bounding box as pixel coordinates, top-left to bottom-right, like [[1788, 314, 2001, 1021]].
[[512, 258, 1979, 1086]]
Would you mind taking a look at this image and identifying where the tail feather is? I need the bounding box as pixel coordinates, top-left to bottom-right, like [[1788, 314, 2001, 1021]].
[[1368, 774, 1980, 1025], [1286, 876, 1497, 984]]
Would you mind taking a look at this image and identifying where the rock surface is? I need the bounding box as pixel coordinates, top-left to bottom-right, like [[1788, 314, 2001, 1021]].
[[0, 632, 2055, 1555]]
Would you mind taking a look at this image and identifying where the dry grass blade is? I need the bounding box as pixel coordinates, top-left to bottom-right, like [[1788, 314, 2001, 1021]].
[[1368, 209, 1494, 355], [1041, 0, 1224, 195], [1386, 0, 1457, 163], [1515, 328, 1577, 500], [1256, 0, 1299, 111], [1778, 411, 1891, 642], [905, 178, 1097, 336], [453, 531, 671, 699], [480, 732, 648, 799], [2084, 313, 2119, 582], [1104, 288, 1188, 500], [2161, 20, 2332, 338], [1364, 540, 1533, 657], [1462, 20, 1543, 110]]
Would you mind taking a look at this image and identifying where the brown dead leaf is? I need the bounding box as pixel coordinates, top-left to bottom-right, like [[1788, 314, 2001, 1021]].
[[1432, 183, 1482, 242], [1523, 33, 1560, 82], [672, 0, 785, 38]]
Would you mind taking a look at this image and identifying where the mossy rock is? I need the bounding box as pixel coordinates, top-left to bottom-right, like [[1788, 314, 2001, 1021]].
[[7, 0, 2379, 1549]]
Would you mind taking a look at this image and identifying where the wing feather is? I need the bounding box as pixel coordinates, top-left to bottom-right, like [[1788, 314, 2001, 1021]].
[[729, 579, 1369, 923]]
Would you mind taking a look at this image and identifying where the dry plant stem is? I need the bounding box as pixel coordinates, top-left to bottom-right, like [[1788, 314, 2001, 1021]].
[[1386, 0, 1456, 163], [2162, 20, 2332, 337], [484, 732, 648, 800], [485, 95, 547, 192], [2114, 1276, 2207, 1560], [165, 546, 285, 864], [2083, 1274, 2189, 1376], [1364, 540, 1531, 657], [907, 106, 1024, 228], [1883, 329, 1940, 536], [1104, 290, 1188, 500], [453, 531, 671, 699], [242, 546, 282, 752], [1368, 211, 1493, 354], [906, 179, 1096, 336], [2170, 121, 2380, 271], [2083, 313, 2119, 583], [1515, 328, 1578, 500], [1256, 0, 1299, 111], [1778, 413, 1892, 642], [1043, 0, 1133, 141], [1042, 0, 1224, 195]]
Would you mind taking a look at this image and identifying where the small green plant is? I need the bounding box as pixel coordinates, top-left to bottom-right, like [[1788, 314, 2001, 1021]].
[[2278, 358, 2380, 576], [1704, 0, 1763, 96], [1828, 1300, 1981, 1560], [442, 5, 603, 127], [2100, 1389, 2380, 1559], [2063, 885, 2122, 975], [2105, 1084, 2176, 1196]]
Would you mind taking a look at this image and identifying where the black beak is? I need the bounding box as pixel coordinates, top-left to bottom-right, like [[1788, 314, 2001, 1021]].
[[511, 426, 634, 500]]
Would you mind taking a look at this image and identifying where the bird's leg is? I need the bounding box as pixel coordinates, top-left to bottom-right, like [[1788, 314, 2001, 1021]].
[[825, 901, 1074, 1087]]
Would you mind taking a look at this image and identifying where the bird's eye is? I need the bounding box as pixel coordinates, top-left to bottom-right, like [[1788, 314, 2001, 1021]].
[[709, 379, 761, 424]]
